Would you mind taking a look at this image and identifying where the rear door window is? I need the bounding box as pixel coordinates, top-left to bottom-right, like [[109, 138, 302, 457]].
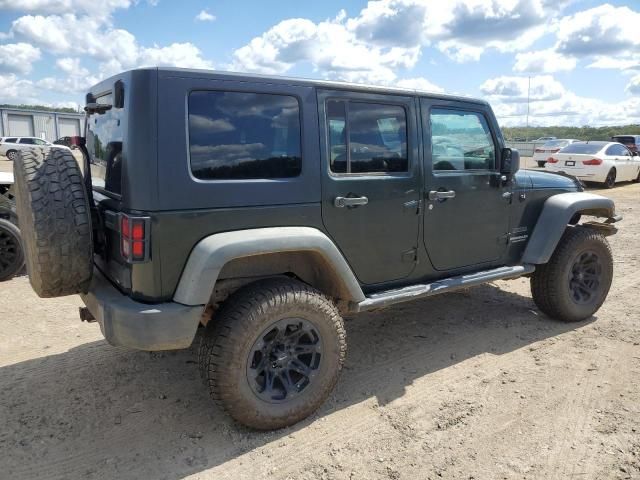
[[19, 138, 35, 144], [188, 91, 302, 180], [326, 100, 408, 174]]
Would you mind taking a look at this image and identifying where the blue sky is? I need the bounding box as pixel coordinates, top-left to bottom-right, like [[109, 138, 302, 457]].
[[0, 0, 639, 126]]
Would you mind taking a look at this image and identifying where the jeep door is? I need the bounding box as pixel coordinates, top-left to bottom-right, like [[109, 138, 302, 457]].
[[318, 90, 421, 285], [421, 99, 511, 271]]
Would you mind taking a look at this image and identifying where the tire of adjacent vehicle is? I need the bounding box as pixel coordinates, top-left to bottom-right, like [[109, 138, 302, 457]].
[[198, 277, 346, 430], [603, 169, 616, 189], [0, 218, 24, 281], [537, 161, 546, 168], [6, 150, 18, 161], [531, 226, 613, 323], [13, 147, 93, 297]]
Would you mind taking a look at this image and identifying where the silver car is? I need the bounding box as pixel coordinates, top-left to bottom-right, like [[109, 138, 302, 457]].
[[0, 136, 71, 161]]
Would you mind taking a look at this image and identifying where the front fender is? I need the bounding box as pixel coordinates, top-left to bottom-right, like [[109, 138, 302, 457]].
[[522, 192, 620, 265], [173, 227, 366, 306]]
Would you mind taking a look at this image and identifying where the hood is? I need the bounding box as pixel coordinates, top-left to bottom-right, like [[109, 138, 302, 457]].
[[0, 171, 13, 185], [523, 169, 581, 190]]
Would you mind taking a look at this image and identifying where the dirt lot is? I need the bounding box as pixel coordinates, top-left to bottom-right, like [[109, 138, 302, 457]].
[[1, 165, 639, 479]]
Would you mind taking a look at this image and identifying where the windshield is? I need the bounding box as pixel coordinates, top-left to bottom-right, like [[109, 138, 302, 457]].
[[560, 143, 604, 155], [86, 93, 124, 195]]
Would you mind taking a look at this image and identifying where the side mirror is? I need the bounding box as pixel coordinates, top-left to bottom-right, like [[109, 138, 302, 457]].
[[501, 147, 520, 177]]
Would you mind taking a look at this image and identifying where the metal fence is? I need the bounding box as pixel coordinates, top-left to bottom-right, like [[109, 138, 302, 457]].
[[505, 141, 547, 157]]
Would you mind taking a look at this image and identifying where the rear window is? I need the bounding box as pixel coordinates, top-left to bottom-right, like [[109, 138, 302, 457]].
[[612, 136, 636, 145], [3, 138, 17, 143], [544, 140, 569, 148], [560, 143, 604, 155], [188, 91, 302, 180], [86, 93, 124, 195]]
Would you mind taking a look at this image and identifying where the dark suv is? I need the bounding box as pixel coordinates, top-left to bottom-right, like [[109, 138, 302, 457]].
[[611, 134, 640, 155], [13, 68, 620, 430]]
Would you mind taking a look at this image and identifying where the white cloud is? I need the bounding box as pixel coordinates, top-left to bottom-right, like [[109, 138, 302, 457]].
[[0, 0, 131, 17], [0, 73, 37, 102], [626, 75, 640, 96], [38, 57, 98, 93], [396, 77, 443, 93], [195, 9, 215, 22], [0, 42, 41, 74], [484, 75, 640, 127], [513, 48, 576, 74], [555, 4, 640, 58], [480, 75, 566, 103], [587, 57, 640, 72], [231, 16, 419, 84]]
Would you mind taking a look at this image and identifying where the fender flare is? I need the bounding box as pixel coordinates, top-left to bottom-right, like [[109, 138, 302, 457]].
[[173, 227, 366, 306], [521, 192, 619, 265]]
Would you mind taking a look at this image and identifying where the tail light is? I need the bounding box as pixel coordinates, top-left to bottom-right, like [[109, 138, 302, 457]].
[[550, 148, 560, 153], [547, 157, 559, 163], [534, 148, 543, 153], [582, 158, 603, 165], [120, 214, 150, 263]]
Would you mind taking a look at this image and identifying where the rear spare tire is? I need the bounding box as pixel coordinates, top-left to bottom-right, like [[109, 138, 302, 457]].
[[13, 147, 93, 297]]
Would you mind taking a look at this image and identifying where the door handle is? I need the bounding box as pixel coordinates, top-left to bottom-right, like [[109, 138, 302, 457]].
[[334, 196, 369, 208], [428, 190, 456, 201]]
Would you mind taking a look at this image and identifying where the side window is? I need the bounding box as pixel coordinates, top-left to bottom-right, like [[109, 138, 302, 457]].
[[430, 109, 496, 171], [188, 91, 302, 180], [19, 138, 35, 144], [4, 138, 17, 143], [606, 144, 624, 156], [327, 100, 408, 174], [34, 138, 47, 145]]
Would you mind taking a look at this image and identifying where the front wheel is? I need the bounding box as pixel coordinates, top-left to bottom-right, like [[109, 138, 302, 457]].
[[0, 218, 24, 281], [531, 226, 613, 322], [6, 150, 18, 161], [198, 278, 346, 430]]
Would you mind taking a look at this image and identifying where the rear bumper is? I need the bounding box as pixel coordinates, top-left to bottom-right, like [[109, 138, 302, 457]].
[[80, 268, 204, 351]]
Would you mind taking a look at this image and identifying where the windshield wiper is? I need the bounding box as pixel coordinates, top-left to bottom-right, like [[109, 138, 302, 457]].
[[84, 102, 112, 114]]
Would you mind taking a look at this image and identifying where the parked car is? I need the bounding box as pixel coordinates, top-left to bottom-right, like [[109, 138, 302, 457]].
[[12, 68, 621, 430], [0, 171, 24, 281], [533, 139, 578, 167], [53, 136, 83, 149], [611, 134, 640, 156], [546, 141, 640, 188], [0, 136, 71, 161]]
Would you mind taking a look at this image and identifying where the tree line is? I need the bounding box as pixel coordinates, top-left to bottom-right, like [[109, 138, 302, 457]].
[[502, 125, 640, 141]]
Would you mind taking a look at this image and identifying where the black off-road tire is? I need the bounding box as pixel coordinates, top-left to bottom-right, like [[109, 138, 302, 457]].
[[531, 226, 613, 322], [6, 150, 18, 161], [199, 277, 346, 430], [0, 218, 24, 281], [603, 169, 616, 189], [13, 148, 93, 297]]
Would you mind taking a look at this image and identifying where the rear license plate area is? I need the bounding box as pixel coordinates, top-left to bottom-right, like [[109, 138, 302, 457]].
[[565, 161, 575, 166]]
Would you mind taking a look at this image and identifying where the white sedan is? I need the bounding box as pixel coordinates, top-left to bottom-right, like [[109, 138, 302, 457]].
[[0, 136, 71, 161], [533, 139, 578, 167], [545, 141, 640, 188]]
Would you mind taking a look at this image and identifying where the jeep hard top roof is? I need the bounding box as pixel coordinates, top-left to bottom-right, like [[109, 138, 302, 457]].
[[88, 67, 490, 107]]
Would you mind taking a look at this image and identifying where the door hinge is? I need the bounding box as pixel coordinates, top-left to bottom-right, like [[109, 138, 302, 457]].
[[402, 248, 418, 263]]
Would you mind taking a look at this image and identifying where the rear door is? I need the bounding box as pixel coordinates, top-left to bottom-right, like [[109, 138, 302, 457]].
[[421, 99, 511, 271], [319, 90, 421, 285]]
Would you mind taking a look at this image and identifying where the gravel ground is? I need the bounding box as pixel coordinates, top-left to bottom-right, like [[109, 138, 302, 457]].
[[0, 164, 638, 480]]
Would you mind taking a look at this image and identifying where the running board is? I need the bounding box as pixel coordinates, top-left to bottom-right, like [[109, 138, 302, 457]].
[[356, 265, 535, 312]]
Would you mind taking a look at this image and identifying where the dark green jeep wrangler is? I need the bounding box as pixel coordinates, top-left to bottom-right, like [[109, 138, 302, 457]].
[[13, 68, 620, 430]]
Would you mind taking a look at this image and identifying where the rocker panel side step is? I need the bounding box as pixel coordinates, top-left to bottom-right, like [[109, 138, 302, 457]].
[[356, 264, 535, 312]]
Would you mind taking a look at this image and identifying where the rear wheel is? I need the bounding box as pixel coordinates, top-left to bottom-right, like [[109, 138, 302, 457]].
[[6, 150, 18, 161], [603, 169, 616, 189], [0, 218, 24, 281], [537, 161, 546, 168], [199, 277, 346, 430], [531, 226, 613, 322]]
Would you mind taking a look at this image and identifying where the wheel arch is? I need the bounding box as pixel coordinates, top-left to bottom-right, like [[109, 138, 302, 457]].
[[522, 192, 619, 265], [173, 227, 366, 308]]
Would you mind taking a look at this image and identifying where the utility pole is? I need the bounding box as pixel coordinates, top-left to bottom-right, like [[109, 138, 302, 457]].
[[526, 76, 531, 141]]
